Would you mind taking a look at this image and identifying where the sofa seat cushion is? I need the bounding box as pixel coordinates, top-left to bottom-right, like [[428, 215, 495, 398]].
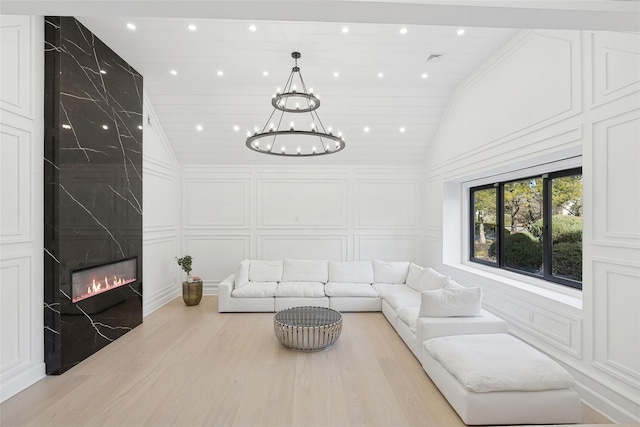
[[276, 281, 325, 298], [328, 261, 374, 283], [372, 283, 415, 299], [282, 259, 328, 283], [385, 291, 421, 310], [231, 281, 277, 297], [424, 334, 576, 393], [397, 306, 419, 333], [325, 282, 378, 297]]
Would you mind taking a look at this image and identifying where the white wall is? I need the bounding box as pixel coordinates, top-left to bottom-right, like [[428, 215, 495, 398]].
[[181, 164, 423, 294], [426, 29, 640, 423], [0, 15, 45, 401], [142, 95, 182, 315]]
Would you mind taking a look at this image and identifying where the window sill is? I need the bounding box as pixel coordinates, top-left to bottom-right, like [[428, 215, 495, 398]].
[[446, 262, 582, 310]]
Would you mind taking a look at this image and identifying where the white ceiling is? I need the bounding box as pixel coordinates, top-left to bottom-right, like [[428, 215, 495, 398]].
[[3, 1, 638, 165]]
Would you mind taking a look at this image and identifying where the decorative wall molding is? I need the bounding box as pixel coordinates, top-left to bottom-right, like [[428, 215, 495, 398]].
[[183, 178, 251, 229], [355, 180, 420, 229], [0, 15, 44, 403], [0, 16, 33, 119], [0, 124, 31, 242], [0, 255, 32, 374], [354, 235, 421, 263], [183, 235, 251, 282], [590, 32, 640, 108], [258, 234, 347, 261], [592, 258, 640, 389], [258, 179, 347, 229], [591, 109, 640, 248]]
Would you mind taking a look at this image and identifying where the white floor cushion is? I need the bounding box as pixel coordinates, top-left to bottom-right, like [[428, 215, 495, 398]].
[[231, 281, 277, 297], [276, 281, 325, 298], [424, 333, 576, 393], [324, 282, 378, 297], [385, 291, 421, 310]]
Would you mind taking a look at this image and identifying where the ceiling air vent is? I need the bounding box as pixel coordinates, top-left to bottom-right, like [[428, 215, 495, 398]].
[[426, 53, 445, 62]]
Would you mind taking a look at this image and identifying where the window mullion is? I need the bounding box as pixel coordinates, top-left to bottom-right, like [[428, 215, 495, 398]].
[[497, 183, 504, 268]]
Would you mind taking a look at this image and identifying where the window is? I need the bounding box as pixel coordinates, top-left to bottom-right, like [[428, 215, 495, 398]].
[[470, 168, 582, 289]]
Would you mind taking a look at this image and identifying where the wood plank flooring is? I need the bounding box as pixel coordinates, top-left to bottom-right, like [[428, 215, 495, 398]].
[[1, 296, 612, 427]]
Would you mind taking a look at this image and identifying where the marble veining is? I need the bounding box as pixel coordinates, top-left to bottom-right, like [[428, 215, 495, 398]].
[[44, 16, 143, 375]]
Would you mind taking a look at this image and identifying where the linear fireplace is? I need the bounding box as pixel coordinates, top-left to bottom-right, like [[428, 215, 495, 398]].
[[71, 258, 137, 303]]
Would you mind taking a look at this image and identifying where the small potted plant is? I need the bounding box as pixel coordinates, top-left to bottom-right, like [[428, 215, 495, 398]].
[[176, 255, 202, 306]]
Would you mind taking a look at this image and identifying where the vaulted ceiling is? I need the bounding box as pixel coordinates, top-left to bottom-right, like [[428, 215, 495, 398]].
[[4, 1, 638, 165]]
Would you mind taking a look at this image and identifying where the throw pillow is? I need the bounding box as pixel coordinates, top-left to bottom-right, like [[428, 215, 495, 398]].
[[249, 260, 283, 282], [373, 260, 410, 284], [282, 259, 329, 283], [418, 267, 451, 291], [418, 287, 483, 317], [328, 261, 374, 283], [406, 263, 428, 291], [235, 259, 250, 288]]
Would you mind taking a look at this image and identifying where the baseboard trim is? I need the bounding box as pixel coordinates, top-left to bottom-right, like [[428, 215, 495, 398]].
[[143, 284, 180, 317], [1, 362, 46, 403]]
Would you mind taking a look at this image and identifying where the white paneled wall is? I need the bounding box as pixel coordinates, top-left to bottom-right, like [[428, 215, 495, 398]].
[[0, 15, 45, 402], [181, 165, 423, 294], [426, 29, 640, 423], [142, 95, 181, 315]]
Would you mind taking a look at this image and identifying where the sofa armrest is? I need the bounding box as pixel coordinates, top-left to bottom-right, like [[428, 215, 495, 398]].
[[416, 308, 509, 342], [217, 274, 235, 312]]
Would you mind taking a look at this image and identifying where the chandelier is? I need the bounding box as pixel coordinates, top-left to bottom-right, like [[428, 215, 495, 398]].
[[246, 52, 346, 156]]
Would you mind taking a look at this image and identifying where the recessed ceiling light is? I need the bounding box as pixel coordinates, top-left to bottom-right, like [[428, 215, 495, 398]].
[[400, 28, 408, 35], [137, 125, 143, 130], [457, 28, 466, 36], [249, 24, 257, 32], [102, 124, 109, 130], [170, 70, 177, 76], [233, 125, 240, 132], [377, 72, 384, 78], [217, 70, 224, 76], [333, 72, 339, 77], [126, 23, 136, 30], [421, 73, 429, 79], [399, 127, 406, 133], [341, 26, 349, 34], [196, 125, 203, 131], [364, 126, 370, 132], [188, 24, 197, 31], [262, 71, 269, 76], [62, 124, 71, 129]]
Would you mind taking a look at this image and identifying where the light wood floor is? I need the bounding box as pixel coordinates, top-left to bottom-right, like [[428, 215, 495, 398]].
[[1, 296, 613, 427]]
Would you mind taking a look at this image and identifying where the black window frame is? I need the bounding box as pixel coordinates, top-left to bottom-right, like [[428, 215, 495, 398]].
[[470, 167, 582, 290]]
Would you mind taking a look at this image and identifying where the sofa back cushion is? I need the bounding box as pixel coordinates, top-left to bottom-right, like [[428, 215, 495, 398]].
[[418, 287, 483, 317], [235, 259, 251, 288], [406, 263, 428, 291], [419, 267, 451, 291], [328, 261, 374, 283], [249, 260, 283, 282], [373, 260, 410, 284], [282, 259, 328, 283]]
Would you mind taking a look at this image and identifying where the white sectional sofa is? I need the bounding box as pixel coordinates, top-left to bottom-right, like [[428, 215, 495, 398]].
[[218, 259, 508, 365], [218, 259, 582, 425]]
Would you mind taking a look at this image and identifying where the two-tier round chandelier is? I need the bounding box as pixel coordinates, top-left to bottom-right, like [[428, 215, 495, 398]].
[[246, 52, 346, 157]]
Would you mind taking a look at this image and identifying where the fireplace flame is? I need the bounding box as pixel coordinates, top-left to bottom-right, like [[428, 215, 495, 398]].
[[75, 274, 136, 303]]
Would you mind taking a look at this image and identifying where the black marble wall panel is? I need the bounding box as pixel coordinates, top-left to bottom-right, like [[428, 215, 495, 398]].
[[44, 17, 143, 374]]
